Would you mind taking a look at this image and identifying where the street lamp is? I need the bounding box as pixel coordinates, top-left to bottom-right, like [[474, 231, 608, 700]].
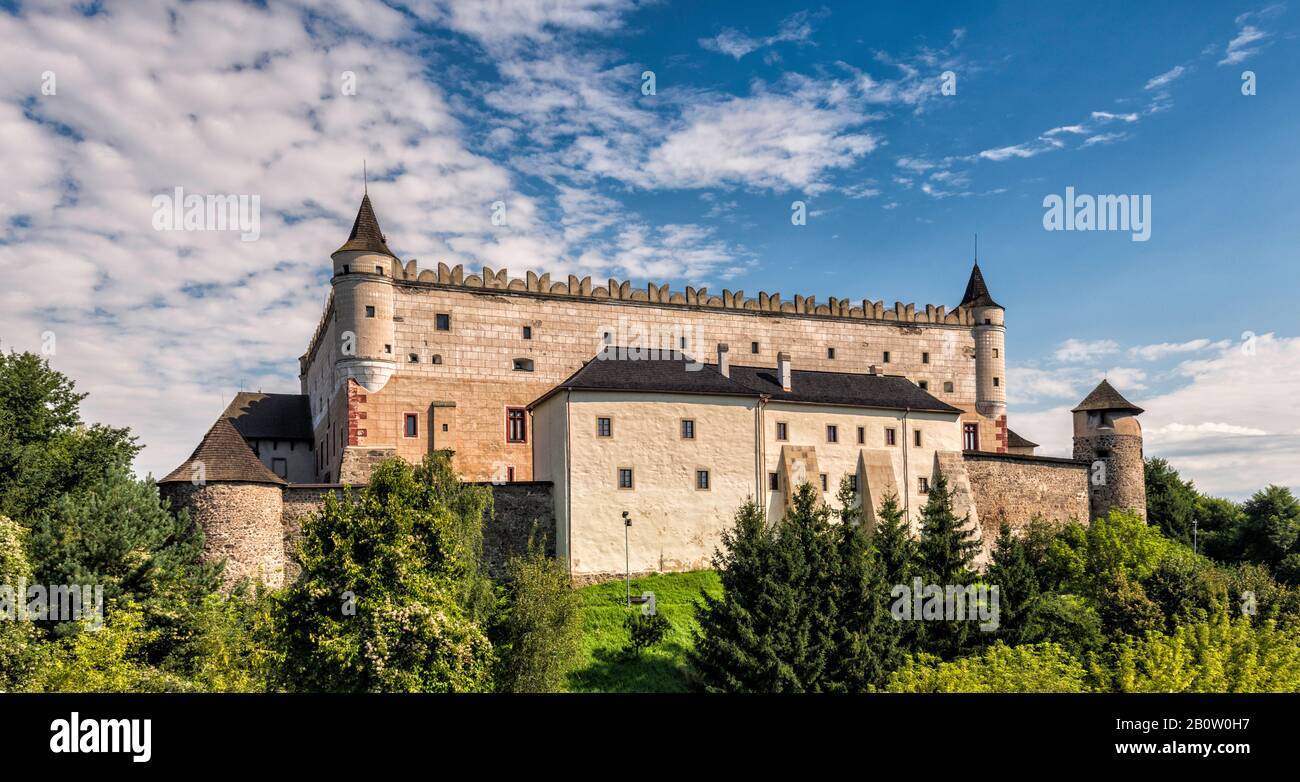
[[622, 510, 632, 607]]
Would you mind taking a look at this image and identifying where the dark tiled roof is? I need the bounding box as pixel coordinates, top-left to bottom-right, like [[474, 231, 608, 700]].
[[959, 261, 1001, 309], [223, 392, 313, 440], [529, 350, 961, 414], [1006, 428, 1039, 449], [1071, 379, 1144, 414], [333, 194, 396, 257], [159, 417, 286, 485]]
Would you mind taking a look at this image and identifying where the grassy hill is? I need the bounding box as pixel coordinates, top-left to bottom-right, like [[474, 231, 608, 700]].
[[565, 570, 721, 693]]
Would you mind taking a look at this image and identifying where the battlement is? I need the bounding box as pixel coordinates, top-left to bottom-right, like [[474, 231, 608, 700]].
[[392, 261, 976, 324]]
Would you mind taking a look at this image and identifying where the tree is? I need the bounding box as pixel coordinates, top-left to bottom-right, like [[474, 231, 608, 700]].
[[912, 472, 980, 658], [986, 522, 1040, 643], [493, 550, 582, 693], [271, 458, 494, 692], [886, 642, 1088, 693], [1102, 616, 1300, 693], [870, 491, 913, 587], [0, 515, 39, 690], [1238, 486, 1300, 584], [1145, 457, 1198, 545]]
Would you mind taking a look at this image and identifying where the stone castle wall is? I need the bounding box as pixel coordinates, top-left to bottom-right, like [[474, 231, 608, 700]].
[[163, 481, 286, 590], [1074, 433, 1147, 521], [962, 452, 1091, 533]]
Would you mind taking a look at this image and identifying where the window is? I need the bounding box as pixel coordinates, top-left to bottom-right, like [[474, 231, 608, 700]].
[[618, 468, 634, 489], [680, 335, 687, 349], [408, 353, 419, 363], [365, 305, 375, 318], [826, 425, 838, 443], [506, 466, 515, 482], [964, 424, 979, 451], [919, 477, 930, 494], [522, 325, 532, 339], [769, 472, 780, 490], [436, 313, 450, 331], [993, 376, 1000, 387], [885, 428, 897, 446], [827, 347, 836, 359], [696, 469, 710, 490], [751, 341, 759, 354], [404, 413, 418, 438], [883, 351, 891, 363], [441, 423, 448, 432], [984, 318, 992, 325], [993, 348, 999, 358], [384, 344, 391, 354], [922, 351, 930, 364], [507, 408, 527, 443], [431, 354, 442, 365], [513, 358, 534, 372], [944, 381, 954, 393], [919, 380, 929, 391], [597, 417, 612, 438], [375, 265, 384, 275], [914, 429, 923, 447], [681, 419, 695, 439], [857, 426, 865, 444], [847, 474, 859, 492], [776, 422, 788, 441], [819, 473, 828, 491], [272, 458, 287, 479], [342, 264, 350, 274]]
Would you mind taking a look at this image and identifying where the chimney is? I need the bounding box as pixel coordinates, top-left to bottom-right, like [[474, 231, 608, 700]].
[[867, 364, 882, 376], [717, 343, 731, 378], [777, 352, 792, 391]]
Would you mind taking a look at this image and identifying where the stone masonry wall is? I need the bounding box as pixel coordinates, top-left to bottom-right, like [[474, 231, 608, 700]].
[[163, 482, 285, 590], [963, 452, 1090, 533]]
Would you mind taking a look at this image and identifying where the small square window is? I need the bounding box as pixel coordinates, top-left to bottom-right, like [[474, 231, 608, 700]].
[[681, 419, 695, 439], [984, 318, 992, 325], [769, 472, 779, 490], [848, 474, 859, 493], [375, 265, 384, 275], [827, 347, 836, 359], [597, 417, 612, 438], [342, 264, 350, 274], [914, 429, 923, 447], [618, 467, 634, 489], [432, 354, 443, 365], [819, 473, 828, 491], [751, 341, 759, 354], [436, 313, 451, 331], [404, 413, 418, 438], [857, 426, 865, 444], [993, 348, 999, 358], [883, 351, 891, 363], [922, 352, 930, 364], [441, 423, 448, 432], [826, 425, 838, 443], [384, 344, 391, 354], [885, 428, 897, 446], [365, 306, 375, 318], [513, 358, 535, 372], [696, 470, 710, 490], [408, 353, 419, 363], [919, 380, 929, 391], [776, 422, 788, 441], [944, 381, 954, 393], [522, 325, 532, 339], [993, 376, 1000, 387], [919, 477, 930, 494]]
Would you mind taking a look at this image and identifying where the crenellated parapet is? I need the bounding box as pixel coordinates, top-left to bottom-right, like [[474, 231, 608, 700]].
[[393, 261, 976, 326]]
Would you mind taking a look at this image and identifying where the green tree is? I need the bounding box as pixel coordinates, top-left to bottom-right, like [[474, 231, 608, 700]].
[[912, 472, 980, 658], [1101, 616, 1300, 693], [271, 458, 494, 692], [0, 515, 40, 689], [1238, 485, 1300, 584], [885, 642, 1088, 693], [870, 491, 913, 587], [986, 522, 1039, 643], [493, 550, 582, 693], [1196, 494, 1246, 562], [1145, 457, 1198, 545]]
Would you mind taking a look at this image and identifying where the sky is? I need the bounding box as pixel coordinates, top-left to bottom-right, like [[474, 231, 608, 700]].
[[0, 0, 1297, 500]]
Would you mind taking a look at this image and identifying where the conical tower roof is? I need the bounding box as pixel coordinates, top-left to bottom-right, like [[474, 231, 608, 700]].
[[1071, 379, 1144, 415], [959, 261, 1001, 309], [159, 416, 286, 485], [333, 193, 396, 257]]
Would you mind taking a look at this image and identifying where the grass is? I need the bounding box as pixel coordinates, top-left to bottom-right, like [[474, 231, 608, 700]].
[[565, 570, 721, 693]]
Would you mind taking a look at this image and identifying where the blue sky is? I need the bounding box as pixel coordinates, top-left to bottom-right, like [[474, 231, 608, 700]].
[[0, 0, 1296, 498]]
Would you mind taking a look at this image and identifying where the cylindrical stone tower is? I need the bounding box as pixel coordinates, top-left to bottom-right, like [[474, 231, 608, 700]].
[[331, 193, 399, 394], [959, 261, 1007, 450], [1071, 379, 1147, 522]]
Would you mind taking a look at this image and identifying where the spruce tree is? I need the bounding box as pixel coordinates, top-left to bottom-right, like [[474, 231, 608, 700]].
[[914, 472, 981, 658], [871, 491, 913, 587], [986, 521, 1040, 644]]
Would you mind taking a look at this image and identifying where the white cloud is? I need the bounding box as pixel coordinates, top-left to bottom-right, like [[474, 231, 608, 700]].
[[1144, 65, 1186, 90], [1054, 338, 1120, 363], [1090, 111, 1139, 123], [1081, 132, 1128, 147], [699, 10, 816, 60], [1217, 5, 1284, 65], [1128, 338, 1230, 361]]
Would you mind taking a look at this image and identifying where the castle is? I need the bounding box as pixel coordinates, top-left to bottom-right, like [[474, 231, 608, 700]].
[[160, 193, 1148, 587]]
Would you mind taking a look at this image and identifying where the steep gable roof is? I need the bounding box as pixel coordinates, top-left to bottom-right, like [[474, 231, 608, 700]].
[[223, 392, 313, 440], [959, 261, 1001, 309], [159, 416, 286, 485], [333, 193, 396, 257], [1071, 379, 1144, 414]]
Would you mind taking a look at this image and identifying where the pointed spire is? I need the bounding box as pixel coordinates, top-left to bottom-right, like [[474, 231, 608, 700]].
[[1071, 379, 1144, 415], [959, 260, 1001, 309], [334, 193, 396, 257]]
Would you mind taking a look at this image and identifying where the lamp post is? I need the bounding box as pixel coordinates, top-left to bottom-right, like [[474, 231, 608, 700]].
[[622, 510, 632, 607]]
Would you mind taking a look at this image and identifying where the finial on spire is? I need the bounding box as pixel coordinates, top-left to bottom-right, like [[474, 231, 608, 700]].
[[363, 160, 368, 195], [974, 232, 978, 263]]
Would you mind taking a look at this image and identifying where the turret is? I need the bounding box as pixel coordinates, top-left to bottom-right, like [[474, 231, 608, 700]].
[[1071, 379, 1146, 521], [960, 261, 1006, 421], [331, 193, 398, 393]]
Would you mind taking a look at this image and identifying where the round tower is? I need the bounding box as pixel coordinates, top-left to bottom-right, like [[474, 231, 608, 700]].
[[331, 193, 398, 394], [1071, 379, 1147, 522], [960, 261, 1006, 420], [159, 417, 287, 589]]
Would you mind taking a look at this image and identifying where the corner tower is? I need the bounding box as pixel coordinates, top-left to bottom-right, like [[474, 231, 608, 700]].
[[1072, 379, 1147, 521], [331, 194, 399, 393], [960, 261, 1007, 441]]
